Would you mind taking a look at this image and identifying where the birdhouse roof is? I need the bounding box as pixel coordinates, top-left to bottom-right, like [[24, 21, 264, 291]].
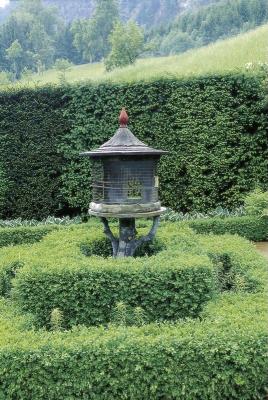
[[80, 108, 168, 157]]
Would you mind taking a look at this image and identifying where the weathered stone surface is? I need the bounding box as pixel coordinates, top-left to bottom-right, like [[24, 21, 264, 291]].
[[101, 216, 160, 258], [90, 201, 161, 214], [89, 207, 166, 219]]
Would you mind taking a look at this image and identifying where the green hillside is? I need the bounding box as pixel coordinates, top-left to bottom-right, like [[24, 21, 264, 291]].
[[19, 24, 268, 86]]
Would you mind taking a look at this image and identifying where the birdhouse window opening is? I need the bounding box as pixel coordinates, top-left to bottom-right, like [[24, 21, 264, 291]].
[[127, 178, 142, 199]]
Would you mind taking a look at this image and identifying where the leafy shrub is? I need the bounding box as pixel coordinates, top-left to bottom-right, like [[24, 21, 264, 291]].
[[0, 86, 70, 219], [80, 236, 164, 258], [244, 188, 268, 216], [6, 221, 265, 328], [0, 222, 267, 398], [199, 234, 267, 293], [0, 164, 9, 218], [0, 293, 267, 400], [0, 225, 58, 248], [188, 215, 268, 241], [0, 215, 82, 228], [7, 224, 215, 328], [0, 74, 267, 218], [161, 206, 246, 221]]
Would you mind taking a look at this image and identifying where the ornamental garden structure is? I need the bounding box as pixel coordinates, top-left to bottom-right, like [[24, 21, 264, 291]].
[[81, 108, 168, 258]]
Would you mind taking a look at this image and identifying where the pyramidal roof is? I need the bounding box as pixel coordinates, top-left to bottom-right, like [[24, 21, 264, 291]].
[[81, 108, 168, 157]]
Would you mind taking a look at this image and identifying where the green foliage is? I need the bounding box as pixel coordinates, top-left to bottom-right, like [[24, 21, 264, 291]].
[[150, 0, 268, 56], [0, 293, 267, 399], [244, 188, 268, 216], [188, 215, 268, 241], [16, 24, 268, 86], [71, 0, 119, 63], [54, 58, 72, 72], [0, 0, 63, 78], [0, 215, 82, 228], [162, 205, 245, 221], [3, 221, 266, 329], [0, 71, 12, 85], [0, 225, 57, 248], [80, 236, 164, 258], [5, 40, 23, 79], [54, 58, 73, 84], [0, 86, 70, 219], [199, 233, 268, 293], [0, 224, 60, 295], [0, 164, 9, 218], [50, 307, 63, 331], [105, 20, 144, 71], [61, 74, 268, 214], [0, 222, 267, 398], [113, 301, 127, 326], [0, 73, 267, 218], [133, 305, 146, 326], [8, 223, 215, 328]]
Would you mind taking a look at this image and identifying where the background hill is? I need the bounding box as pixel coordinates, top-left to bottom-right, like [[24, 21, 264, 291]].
[[0, 0, 267, 83], [20, 24, 268, 85], [1, 0, 218, 26]]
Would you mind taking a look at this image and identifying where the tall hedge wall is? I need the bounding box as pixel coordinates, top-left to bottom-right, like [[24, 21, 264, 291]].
[[0, 73, 267, 219], [0, 86, 70, 219]]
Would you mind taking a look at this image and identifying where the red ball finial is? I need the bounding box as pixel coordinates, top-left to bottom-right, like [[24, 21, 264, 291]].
[[119, 107, 129, 127]]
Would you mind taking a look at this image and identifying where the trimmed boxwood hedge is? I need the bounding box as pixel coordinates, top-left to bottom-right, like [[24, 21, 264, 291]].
[[0, 222, 266, 398], [0, 292, 267, 400], [188, 215, 268, 241], [9, 223, 216, 328], [0, 225, 58, 248], [0, 73, 267, 219], [1, 221, 264, 329]]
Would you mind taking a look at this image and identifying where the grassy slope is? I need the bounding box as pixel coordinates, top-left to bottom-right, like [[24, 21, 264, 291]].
[[20, 24, 268, 86]]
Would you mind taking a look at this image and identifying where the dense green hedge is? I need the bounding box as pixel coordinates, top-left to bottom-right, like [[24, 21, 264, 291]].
[[188, 215, 268, 241], [10, 224, 215, 327], [0, 225, 58, 296], [0, 293, 267, 400], [2, 221, 265, 328], [0, 73, 267, 218], [0, 222, 267, 398], [0, 225, 57, 248], [0, 86, 70, 219]]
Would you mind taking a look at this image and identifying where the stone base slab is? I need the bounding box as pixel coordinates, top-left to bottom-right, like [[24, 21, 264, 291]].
[[88, 207, 166, 219]]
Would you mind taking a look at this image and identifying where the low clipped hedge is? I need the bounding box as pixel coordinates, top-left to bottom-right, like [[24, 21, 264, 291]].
[[9, 224, 215, 328], [4, 221, 266, 330], [0, 221, 267, 398], [0, 225, 57, 248], [0, 292, 267, 400], [188, 215, 268, 241]]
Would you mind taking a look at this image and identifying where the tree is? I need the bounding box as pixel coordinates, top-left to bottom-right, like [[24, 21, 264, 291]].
[[54, 58, 73, 84], [0, 0, 63, 78], [105, 20, 144, 71], [71, 0, 119, 63], [0, 71, 12, 86], [5, 40, 23, 78]]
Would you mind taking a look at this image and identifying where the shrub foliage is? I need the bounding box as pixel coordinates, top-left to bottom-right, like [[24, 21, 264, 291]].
[[188, 215, 268, 241], [0, 222, 267, 398], [0, 73, 267, 218], [10, 224, 215, 328]]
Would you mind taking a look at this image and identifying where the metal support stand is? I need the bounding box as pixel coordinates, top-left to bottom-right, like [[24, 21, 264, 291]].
[[100, 216, 160, 258]]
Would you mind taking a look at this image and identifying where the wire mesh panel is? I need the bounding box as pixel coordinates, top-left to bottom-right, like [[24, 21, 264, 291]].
[[91, 157, 159, 204]]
